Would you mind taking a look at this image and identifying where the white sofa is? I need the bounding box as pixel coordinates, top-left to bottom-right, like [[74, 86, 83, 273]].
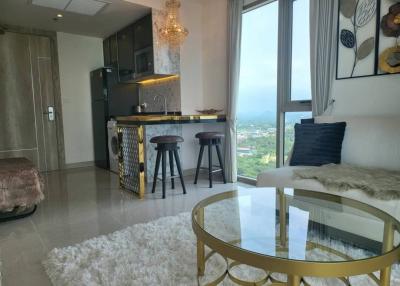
[[257, 116, 400, 230]]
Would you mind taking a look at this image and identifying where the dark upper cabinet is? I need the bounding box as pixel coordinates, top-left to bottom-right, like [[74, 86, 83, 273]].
[[103, 13, 154, 82], [117, 25, 134, 81], [134, 14, 153, 51], [103, 35, 118, 82], [103, 38, 111, 66], [109, 34, 118, 70], [134, 47, 154, 79]]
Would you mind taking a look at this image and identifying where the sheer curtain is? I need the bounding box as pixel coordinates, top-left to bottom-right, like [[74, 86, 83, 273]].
[[310, 0, 338, 116], [225, 0, 243, 183]]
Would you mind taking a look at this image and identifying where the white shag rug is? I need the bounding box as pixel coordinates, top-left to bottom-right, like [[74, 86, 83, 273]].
[[43, 212, 400, 286]]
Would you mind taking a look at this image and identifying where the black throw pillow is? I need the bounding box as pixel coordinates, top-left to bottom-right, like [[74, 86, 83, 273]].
[[290, 122, 347, 166]]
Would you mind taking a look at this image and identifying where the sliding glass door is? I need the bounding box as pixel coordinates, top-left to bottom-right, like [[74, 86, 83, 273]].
[[237, 0, 312, 179]]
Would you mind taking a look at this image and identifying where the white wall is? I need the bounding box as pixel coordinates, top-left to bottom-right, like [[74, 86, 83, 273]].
[[57, 32, 104, 165], [330, 0, 400, 117], [331, 72, 400, 117], [180, 0, 228, 170], [180, 0, 205, 114], [201, 0, 228, 112]]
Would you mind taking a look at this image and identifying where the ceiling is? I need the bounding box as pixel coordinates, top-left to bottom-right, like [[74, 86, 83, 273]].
[[0, 0, 151, 38]]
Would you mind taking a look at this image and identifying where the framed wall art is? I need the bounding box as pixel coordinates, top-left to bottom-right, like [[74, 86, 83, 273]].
[[378, 0, 400, 75], [336, 0, 400, 79]]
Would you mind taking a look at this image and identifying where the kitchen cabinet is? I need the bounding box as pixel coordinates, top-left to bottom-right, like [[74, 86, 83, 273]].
[[134, 14, 153, 51], [102, 12, 172, 83], [133, 14, 154, 79], [103, 34, 118, 81], [103, 38, 111, 66], [117, 25, 134, 81], [109, 34, 118, 70]]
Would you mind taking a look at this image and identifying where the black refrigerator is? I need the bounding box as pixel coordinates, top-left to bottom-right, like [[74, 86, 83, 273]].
[[90, 67, 138, 170]]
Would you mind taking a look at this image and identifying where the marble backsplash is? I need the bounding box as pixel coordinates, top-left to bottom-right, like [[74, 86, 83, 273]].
[[139, 78, 181, 113], [137, 9, 181, 114], [152, 9, 180, 75]]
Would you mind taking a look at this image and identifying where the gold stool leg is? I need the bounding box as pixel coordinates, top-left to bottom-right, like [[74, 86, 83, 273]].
[[288, 275, 301, 286], [380, 221, 394, 286]]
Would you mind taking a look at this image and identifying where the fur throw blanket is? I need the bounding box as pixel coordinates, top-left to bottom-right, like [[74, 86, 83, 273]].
[[0, 158, 44, 211], [293, 164, 400, 200]]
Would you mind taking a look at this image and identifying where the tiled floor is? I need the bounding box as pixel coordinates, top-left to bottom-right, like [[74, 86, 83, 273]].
[[0, 167, 250, 285]]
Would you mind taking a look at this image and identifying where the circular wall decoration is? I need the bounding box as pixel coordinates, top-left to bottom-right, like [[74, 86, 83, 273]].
[[379, 46, 400, 73]]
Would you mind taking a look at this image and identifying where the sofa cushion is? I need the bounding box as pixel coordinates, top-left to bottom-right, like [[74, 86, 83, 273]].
[[315, 116, 400, 170], [257, 166, 323, 190], [290, 122, 346, 166], [257, 166, 400, 221]]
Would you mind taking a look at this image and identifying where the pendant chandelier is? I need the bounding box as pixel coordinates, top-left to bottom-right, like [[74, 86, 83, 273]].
[[159, 0, 189, 48]]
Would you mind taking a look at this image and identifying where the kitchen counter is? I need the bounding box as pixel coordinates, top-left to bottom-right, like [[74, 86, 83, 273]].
[[116, 114, 226, 125], [116, 114, 226, 198]]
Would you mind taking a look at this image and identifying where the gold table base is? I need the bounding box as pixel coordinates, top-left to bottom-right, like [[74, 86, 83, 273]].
[[198, 247, 387, 286], [193, 190, 399, 286]]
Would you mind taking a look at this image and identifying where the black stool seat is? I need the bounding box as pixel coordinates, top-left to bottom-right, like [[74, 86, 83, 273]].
[[150, 135, 184, 144], [194, 132, 226, 188], [195, 132, 225, 140], [150, 135, 186, 199]]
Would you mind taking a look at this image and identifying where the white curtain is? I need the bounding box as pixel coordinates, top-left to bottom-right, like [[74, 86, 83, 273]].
[[225, 0, 243, 183], [310, 0, 338, 116]]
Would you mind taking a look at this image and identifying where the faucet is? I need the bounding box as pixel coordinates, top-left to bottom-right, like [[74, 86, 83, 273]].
[[153, 94, 168, 115]]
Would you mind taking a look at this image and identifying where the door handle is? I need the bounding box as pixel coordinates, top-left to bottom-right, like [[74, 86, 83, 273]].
[[43, 106, 55, 121]]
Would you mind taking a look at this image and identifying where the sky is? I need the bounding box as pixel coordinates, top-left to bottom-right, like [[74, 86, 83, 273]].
[[238, 0, 312, 121]]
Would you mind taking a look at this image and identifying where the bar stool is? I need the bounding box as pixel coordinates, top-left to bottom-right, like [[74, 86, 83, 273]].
[[150, 135, 186, 199], [194, 132, 227, 188]]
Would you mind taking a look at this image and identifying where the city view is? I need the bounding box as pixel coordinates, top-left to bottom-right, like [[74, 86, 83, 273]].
[[237, 112, 311, 178]]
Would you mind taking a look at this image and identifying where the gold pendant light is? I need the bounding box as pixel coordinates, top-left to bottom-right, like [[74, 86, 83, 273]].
[[159, 0, 189, 48]]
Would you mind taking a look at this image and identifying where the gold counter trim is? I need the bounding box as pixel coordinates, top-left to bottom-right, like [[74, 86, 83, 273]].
[[116, 114, 226, 123]]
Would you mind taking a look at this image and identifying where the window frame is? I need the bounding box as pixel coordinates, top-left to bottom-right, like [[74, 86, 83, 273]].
[[276, 0, 312, 168], [238, 0, 312, 182]]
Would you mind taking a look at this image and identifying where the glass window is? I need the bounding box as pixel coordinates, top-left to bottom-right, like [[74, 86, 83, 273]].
[[237, 0, 312, 179], [237, 1, 279, 179], [291, 0, 312, 101]]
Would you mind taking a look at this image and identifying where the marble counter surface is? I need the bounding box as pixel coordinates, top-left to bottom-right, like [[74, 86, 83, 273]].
[[116, 114, 226, 125]]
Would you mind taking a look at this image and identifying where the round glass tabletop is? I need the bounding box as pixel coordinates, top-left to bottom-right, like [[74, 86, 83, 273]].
[[192, 188, 400, 278]]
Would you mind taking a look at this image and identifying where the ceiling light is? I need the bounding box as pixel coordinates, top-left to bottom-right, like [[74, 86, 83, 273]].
[[31, 0, 109, 16], [65, 0, 109, 16], [32, 0, 70, 10], [159, 0, 188, 48], [57, 14, 63, 18]]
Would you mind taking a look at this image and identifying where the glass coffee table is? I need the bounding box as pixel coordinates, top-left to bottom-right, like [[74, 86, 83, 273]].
[[192, 188, 400, 286]]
